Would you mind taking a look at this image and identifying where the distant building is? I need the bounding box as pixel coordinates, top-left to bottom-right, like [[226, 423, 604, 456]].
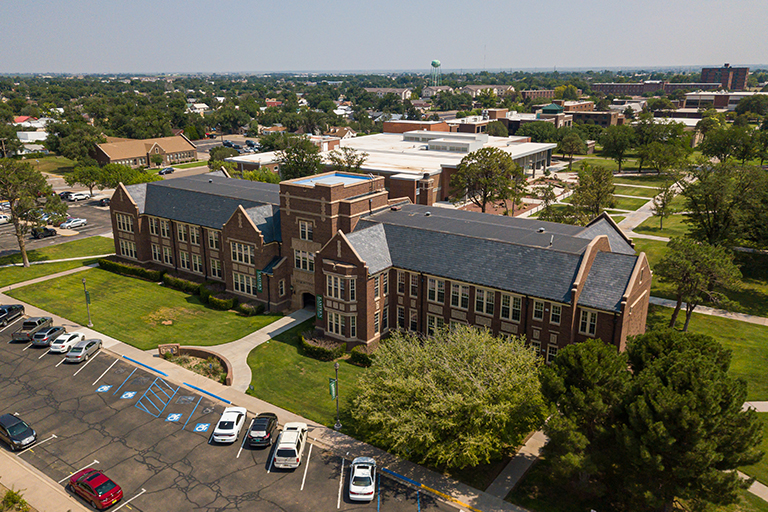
[[186, 103, 210, 116], [683, 91, 768, 111], [701, 64, 749, 91], [94, 135, 197, 168], [363, 88, 413, 101], [553, 100, 595, 112], [324, 127, 357, 139], [421, 85, 454, 98], [459, 85, 514, 98], [520, 89, 556, 100], [592, 81, 721, 96]]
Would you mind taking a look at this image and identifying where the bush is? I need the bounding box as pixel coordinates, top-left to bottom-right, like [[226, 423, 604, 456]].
[[301, 333, 345, 361], [208, 294, 236, 311], [237, 301, 265, 316], [200, 281, 225, 303], [162, 273, 201, 294], [2, 488, 30, 512], [98, 257, 165, 281], [350, 345, 374, 367]]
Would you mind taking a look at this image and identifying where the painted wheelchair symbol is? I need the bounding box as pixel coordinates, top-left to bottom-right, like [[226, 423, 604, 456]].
[[96, 385, 112, 393], [166, 413, 183, 422], [194, 423, 210, 432], [120, 391, 137, 399]]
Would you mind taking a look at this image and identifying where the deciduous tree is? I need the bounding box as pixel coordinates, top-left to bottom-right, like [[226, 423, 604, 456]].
[[570, 163, 616, 218], [450, 147, 515, 213], [65, 165, 103, 196], [327, 147, 368, 174], [277, 136, 322, 180], [650, 179, 677, 229], [557, 132, 585, 171], [599, 125, 634, 172]]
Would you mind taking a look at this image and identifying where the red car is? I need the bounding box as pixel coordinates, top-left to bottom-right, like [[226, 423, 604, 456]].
[[69, 468, 123, 509]]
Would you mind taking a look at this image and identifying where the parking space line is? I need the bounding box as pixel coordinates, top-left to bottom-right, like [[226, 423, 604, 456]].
[[73, 352, 98, 376], [55, 357, 67, 367], [18, 434, 57, 455], [181, 396, 203, 431], [57, 460, 99, 484], [0, 317, 24, 334], [92, 359, 119, 386], [22, 342, 34, 351], [38, 349, 51, 359], [337, 457, 345, 508], [267, 450, 274, 473], [300, 443, 313, 491], [122, 355, 167, 376], [112, 488, 147, 511], [237, 418, 254, 459], [183, 382, 231, 404], [112, 367, 137, 395]]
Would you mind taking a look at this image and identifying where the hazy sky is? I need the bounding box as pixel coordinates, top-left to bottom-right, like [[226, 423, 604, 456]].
[[2, 0, 766, 74]]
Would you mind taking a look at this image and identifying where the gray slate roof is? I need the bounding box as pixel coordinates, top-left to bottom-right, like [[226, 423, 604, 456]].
[[125, 183, 147, 212], [576, 216, 635, 255], [346, 224, 392, 274], [578, 252, 638, 312], [244, 205, 282, 243]]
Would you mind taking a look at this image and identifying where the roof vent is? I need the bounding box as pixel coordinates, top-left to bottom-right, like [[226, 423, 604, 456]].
[[425, 211, 431, 216], [390, 206, 401, 211], [537, 227, 545, 233]]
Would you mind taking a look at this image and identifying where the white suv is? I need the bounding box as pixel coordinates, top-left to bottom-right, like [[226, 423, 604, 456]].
[[272, 422, 308, 469]]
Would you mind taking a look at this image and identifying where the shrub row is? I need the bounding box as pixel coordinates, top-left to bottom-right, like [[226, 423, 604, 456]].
[[162, 273, 201, 295], [209, 294, 237, 311], [237, 302, 265, 316], [98, 258, 165, 281], [300, 334, 345, 362], [200, 281, 225, 303], [350, 346, 374, 367]]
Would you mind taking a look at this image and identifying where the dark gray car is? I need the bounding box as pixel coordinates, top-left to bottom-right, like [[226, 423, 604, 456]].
[[0, 413, 36, 451], [66, 339, 102, 363], [0, 304, 24, 327]]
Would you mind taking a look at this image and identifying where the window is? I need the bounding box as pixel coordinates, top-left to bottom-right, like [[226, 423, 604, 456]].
[[177, 224, 187, 242], [409, 309, 418, 331], [162, 246, 173, 265], [294, 250, 315, 272], [451, 284, 469, 309], [149, 217, 159, 236], [232, 242, 255, 265], [550, 304, 562, 325], [233, 272, 256, 295], [179, 251, 190, 270], [397, 271, 405, 294], [397, 306, 405, 329], [119, 240, 136, 259], [208, 230, 220, 250], [475, 288, 495, 316], [151, 244, 161, 262], [382, 273, 388, 295], [327, 312, 345, 336], [349, 278, 356, 301], [374, 312, 380, 334], [427, 278, 445, 304], [579, 310, 598, 336], [547, 346, 558, 363], [160, 220, 170, 238], [279, 280, 285, 297], [116, 213, 134, 233], [350, 316, 356, 338], [410, 274, 418, 297], [326, 275, 345, 300], [531, 339, 541, 354], [501, 294, 522, 322], [190, 226, 200, 245], [533, 301, 544, 321], [427, 314, 445, 336], [211, 259, 222, 279], [374, 275, 380, 298], [192, 254, 202, 273], [382, 307, 388, 331], [299, 220, 313, 241]]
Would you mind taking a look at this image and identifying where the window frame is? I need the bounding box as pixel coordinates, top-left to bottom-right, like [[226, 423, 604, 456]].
[[579, 309, 598, 336], [533, 300, 544, 321], [427, 278, 445, 304], [475, 287, 495, 316], [550, 304, 562, 325]]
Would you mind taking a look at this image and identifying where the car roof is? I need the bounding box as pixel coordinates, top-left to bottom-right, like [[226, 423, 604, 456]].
[[351, 457, 376, 467], [0, 413, 23, 428], [283, 422, 307, 431], [73, 339, 98, 348], [222, 406, 246, 415]]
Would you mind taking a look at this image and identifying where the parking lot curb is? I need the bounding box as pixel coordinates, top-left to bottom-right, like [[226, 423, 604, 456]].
[[122, 355, 168, 376]]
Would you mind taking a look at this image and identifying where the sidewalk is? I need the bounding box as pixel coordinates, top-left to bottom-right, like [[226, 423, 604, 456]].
[[486, 430, 548, 500], [649, 296, 768, 327]]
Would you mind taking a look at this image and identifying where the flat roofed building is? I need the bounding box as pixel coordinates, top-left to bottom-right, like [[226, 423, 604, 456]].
[[95, 135, 197, 169], [701, 64, 749, 91]]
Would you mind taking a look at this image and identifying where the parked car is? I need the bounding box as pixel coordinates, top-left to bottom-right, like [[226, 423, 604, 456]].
[[0, 214, 9, 224], [50, 332, 86, 354], [66, 339, 102, 363], [31, 227, 56, 239], [60, 217, 87, 229], [246, 412, 278, 448], [0, 413, 36, 451], [68, 468, 123, 510], [98, 197, 110, 207], [245, 139, 257, 147], [58, 191, 73, 200], [273, 422, 308, 469], [223, 140, 233, 147], [232, 144, 242, 150], [11, 317, 53, 342], [32, 326, 67, 347], [158, 167, 174, 175], [212, 407, 247, 444], [348, 457, 377, 502], [0, 304, 24, 327], [0, 201, 10, 210], [68, 192, 91, 202]]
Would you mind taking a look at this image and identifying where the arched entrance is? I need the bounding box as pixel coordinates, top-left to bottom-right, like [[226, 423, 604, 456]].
[[302, 293, 316, 308]]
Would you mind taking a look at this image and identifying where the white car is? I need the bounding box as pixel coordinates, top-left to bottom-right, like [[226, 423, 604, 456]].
[[273, 422, 308, 469], [348, 457, 377, 502], [60, 218, 87, 229], [50, 332, 86, 354], [0, 214, 9, 224], [68, 192, 91, 202], [212, 407, 247, 444]]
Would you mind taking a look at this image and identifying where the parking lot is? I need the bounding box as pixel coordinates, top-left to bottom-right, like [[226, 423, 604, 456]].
[[0, 315, 456, 511]]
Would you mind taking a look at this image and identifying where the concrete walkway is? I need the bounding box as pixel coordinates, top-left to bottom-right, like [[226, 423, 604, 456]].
[[649, 296, 768, 327], [486, 430, 548, 500]]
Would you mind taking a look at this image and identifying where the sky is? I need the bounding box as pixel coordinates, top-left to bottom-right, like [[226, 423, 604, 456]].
[[1, 0, 767, 75]]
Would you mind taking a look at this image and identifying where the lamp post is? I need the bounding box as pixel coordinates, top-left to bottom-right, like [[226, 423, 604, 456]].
[[82, 278, 93, 327], [333, 361, 342, 431]]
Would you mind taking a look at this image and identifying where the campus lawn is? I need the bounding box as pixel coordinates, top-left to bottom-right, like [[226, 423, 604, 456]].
[[613, 184, 658, 198], [245, 320, 367, 428], [0, 236, 115, 265], [740, 413, 768, 485], [6, 267, 281, 350], [610, 215, 625, 224], [573, 157, 641, 173], [613, 174, 677, 188], [172, 161, 208, 169], [35, 155, 76, 175], [612, 195, 650, 211], [0, 260, 97, 288], [634, 213, 691, 239]]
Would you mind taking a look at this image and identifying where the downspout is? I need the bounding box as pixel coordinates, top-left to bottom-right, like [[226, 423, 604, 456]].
[[420, 272, 426, 333], [202, 227, 208, 280], [171, 221, 178, 273]]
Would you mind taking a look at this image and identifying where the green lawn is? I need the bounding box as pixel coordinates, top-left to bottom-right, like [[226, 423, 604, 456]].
[[634, 213, 691, 239], [0, 236, 115, 266], [35, 155, 76, 175], [613, 185, 658, 198], [669, 193, 687, 211], [740, 413, 768, 484], [173, 161, 208, 169], [6, 268, 281, 350], [610, 215, 625, 224], [614, 174, 677, 188], [573, 158, 641, 173], [0, 260, 97, 288], [613, 195, 650, 211], [246, 320, 367, 429]]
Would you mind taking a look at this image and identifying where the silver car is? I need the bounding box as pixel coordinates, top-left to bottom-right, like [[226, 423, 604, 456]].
[[65, 339, 102, 363], [31, 326, 66, 347]]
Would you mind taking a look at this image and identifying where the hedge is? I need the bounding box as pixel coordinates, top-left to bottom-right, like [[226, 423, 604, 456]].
[[300, 334, 345, 362], [350, 346, 374, 367], [209, 294, 237, 311], [200, 281, 225, 304], [98, 258, 165, 281], [237, 302, 265, 316], [162, 274, 201, 294]]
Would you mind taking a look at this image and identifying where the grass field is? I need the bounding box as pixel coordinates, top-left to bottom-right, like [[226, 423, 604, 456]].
[[612, 195, 650, 211], [634, 213, 691, 239], [610, 215, 625, 223], [0, 260, 97, 288], [573, 158, 641, 173], [613, 185, 658, 198], [0, 236, 115, 265], [35, 155, 76, 175], [613, 174, 677, 188], [173, 161, 208, 169], [6, 268, 281, 350]]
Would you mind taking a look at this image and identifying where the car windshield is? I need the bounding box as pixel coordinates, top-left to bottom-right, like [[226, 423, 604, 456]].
[[70, 348, 82, 353], [95, 480, 116, 495], [276, 449, 296, 458], [218, 421, 234, 430], [352, 475, 372, 487], [7, 422, 28, 436]]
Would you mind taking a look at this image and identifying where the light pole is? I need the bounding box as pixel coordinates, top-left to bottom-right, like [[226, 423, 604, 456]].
[[82, 277, 93, 327], [334, 361, 342, 431]]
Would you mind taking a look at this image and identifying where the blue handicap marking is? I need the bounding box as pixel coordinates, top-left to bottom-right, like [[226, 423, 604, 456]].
[[166, 413, 183, 422], [96, 385, 112, 393], [120, 391, 137, 400], [194, 423, 210, 433]]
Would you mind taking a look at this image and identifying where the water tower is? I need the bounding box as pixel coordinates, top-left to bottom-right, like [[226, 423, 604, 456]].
[[430, 60, 442, 87]]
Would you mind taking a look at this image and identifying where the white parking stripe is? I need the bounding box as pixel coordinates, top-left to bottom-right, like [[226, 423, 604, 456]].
[[337, 456, 345, 508], [18, 434, 57, 455], [38, 349, 51, 360], [55, 357, 66, 367], [0, 317, 23, 334], [91, 359, 118, 386], [22, 342, 34, 351], [267, 450, 274, 473], [112, 488, 146, 511], [73, 352, 98, 376], [301, 443, 313, 491], [237, 418, 254, 459], [57, 460, 99, 483]]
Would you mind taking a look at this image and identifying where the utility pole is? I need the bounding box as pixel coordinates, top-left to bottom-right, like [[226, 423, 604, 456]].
[[333, 362, 341, 430]]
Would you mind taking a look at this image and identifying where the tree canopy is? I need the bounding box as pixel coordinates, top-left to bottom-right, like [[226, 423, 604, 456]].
[[276, 136, 323, 180], [570, 163, 616, 218], [327, 146, 368, 174], [450, 147, 516, 213], [599, 125, 634, 173]]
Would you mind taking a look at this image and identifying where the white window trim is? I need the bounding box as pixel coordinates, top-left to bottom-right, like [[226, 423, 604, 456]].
[[579, 309, 598, 336]]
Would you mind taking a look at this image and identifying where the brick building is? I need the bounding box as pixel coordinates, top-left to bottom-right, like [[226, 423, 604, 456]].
[[592, 81, 721, 96], [110, 171, 651, 357], [701, 64, 749, 91], [95, 135, 197, 168]]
